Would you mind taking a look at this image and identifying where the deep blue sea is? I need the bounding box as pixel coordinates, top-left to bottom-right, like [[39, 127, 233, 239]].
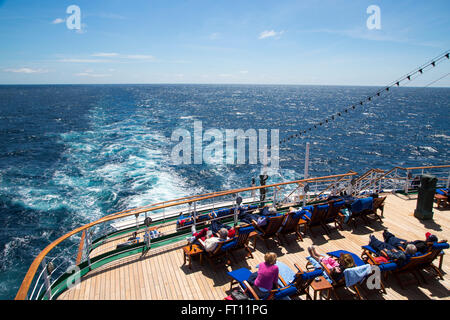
[[0, 84, 449, 299]]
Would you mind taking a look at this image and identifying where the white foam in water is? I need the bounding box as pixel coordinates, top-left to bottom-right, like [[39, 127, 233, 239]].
[[419, 146, 438, 153], [432, 134, 450, 140], [5, 104, 198, 224]]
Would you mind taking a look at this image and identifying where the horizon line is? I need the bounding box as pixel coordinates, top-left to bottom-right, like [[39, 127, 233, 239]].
[[0, 82, 449, 88]]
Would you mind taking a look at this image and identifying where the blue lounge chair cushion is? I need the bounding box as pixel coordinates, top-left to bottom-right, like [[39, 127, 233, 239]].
[[227, 268, 252, 287], [362, 245, 377, 254], [221, 239, 237, 251], [327, 250, 365, 267], [292, 210, 303, 219], [301, 210, 312, 220], [333, 200, 346, 208], [378, 262, 398, 272], [432, 242, 449, 250], [436, 188, 449, 195], [317, 204, 330, 212], [217, 208, 232, 217], [238, 225, 255, 234], [197, 214, 210, 221], [351, 197, 373, 213], [273, 285, 297, 299], [301, 269, 323, 280]]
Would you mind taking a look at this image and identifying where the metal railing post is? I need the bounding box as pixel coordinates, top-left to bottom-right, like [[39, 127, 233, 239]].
[[193, 201, 197, 231], [273, 187, 277, 206], [447, 171, 450, 189], [404, 170, 409, 194], [41, 259, 52, 300], [85, 229, 92, 270]]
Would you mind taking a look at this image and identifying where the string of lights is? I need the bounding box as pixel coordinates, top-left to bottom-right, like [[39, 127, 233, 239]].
[[280, 50, 450, 145]]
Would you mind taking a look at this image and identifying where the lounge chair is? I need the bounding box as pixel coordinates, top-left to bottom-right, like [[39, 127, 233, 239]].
[[251, 214, 286, 248], [199, 237, 237, 269], [347, 197, 373, 227], [303, 204, 330, 236], [435, 188, 449, 208], [228, 224, 255, 260], [276, 210, 304, 243], [323, 199, 346, 232], [361, 241, 449, 289], [227, 261, 323, 300], [361, 196, 386, 223], [307, 250, 388, 299]]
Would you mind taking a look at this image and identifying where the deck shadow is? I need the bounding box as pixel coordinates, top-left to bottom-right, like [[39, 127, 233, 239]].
[[416, 218, 442, 232]]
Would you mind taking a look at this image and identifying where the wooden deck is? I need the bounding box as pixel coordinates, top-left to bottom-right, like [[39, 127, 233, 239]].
[[58, 194, 450, 300]]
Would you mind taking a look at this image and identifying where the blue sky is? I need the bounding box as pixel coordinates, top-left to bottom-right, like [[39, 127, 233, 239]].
[[0, 0, 449, 86]]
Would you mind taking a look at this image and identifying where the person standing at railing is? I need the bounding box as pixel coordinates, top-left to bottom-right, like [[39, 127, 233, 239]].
[[259, 174, 268, 204]]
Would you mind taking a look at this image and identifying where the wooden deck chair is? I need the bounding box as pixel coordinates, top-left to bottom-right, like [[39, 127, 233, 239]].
[[227, 267, 297, 300], [290, 263, 324, 300], [361, 243, 448, 289], [276, 210, 304, 243], [415, 241, 449, 283], [323, 250, 387, 299], [200, 237, 236, 269], [347, 197, 373, 228], [227, 262, 322, 300], [303, 204, 329, 236], [361, 196, 386, 223], [323, 199, 346, 232], [229, 224, 255, 261], [251, 214, 286, 248]]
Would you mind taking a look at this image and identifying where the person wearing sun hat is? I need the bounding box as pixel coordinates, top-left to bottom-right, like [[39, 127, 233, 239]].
[[425, 232, 438, 243]]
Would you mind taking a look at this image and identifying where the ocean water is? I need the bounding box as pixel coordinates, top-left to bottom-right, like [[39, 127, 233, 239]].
[[0, 84, 449, 299]]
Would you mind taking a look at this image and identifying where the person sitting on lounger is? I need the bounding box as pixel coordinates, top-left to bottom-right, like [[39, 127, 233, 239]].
[[116, 232, 140, 249], [368, 235, 409, 265], [199, 228, 229, 252], [308, 245, 355, 281], [247, 252, 280, 298], [383, 230, 437, 254]]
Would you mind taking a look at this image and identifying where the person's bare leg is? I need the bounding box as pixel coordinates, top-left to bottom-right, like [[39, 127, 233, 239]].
[[308, 245, 322, 261]]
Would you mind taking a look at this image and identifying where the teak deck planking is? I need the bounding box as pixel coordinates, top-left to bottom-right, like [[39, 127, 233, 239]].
[[58, 194, 450, 300]]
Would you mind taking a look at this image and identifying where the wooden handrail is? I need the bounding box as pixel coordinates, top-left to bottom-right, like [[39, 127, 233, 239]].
[[75, 231, 86, 265], [14, 171, 357, 300], [403, 165, 450, 170], [308, 171, 356, 203]]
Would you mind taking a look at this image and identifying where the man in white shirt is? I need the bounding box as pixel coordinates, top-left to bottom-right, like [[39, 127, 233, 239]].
[[200, 228, 229, 252]]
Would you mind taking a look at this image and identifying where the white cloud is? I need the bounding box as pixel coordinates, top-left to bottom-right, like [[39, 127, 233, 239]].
[[59, 59, 111, 63], [92, 52, 119, 57], [125, 54, 155, 60], [4, 68, 48, 74], [239, 70, 249, 74], [258, 30, 285, 39], [52, 18, 65, 24]]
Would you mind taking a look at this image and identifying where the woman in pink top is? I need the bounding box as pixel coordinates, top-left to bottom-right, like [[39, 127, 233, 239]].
[[308, 245, 342, 279], [254, 252, 279, 291]]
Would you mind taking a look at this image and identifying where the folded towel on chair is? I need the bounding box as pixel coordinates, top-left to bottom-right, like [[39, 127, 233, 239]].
[[344, 264, 372, 287]]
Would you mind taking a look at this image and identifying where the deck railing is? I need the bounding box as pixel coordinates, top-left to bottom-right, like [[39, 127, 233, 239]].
[[15, 164, 450, 300]]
